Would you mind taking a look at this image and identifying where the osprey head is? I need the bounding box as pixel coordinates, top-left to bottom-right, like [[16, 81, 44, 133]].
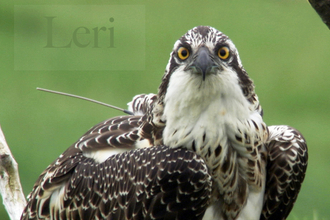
[[150, 26, 259, 133], [158, 26, 254, 102]]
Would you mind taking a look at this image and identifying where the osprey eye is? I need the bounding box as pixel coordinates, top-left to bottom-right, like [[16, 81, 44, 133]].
[[218, 46, 230, 60], [177, 47, 190, 60]]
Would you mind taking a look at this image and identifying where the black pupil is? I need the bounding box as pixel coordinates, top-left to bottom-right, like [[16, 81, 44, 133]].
[[181, 49, 188, 57], [220, 48, 227, 57]]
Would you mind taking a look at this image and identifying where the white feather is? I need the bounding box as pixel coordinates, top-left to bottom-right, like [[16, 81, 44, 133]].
[[163, 66, 251, 152], [83, 148, 127, 163], [237, 185, 266, 220]]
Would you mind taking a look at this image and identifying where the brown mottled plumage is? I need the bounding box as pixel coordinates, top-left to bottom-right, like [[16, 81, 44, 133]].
[[21, 26, 307, 220]]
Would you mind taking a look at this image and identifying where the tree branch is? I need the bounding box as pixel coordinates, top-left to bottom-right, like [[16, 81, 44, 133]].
[[309, 0, 330, 29], [0, 125, 26, 220]]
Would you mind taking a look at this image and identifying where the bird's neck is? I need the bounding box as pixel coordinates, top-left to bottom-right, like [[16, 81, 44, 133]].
[[160, 72, 253, 155]]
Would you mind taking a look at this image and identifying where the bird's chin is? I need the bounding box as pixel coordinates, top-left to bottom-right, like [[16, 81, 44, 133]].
[[199, 72, 221, 83], [185, 66, 220, 81]]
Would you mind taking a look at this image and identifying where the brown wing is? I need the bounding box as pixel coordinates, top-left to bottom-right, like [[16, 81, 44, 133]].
[[75, 115, 142, 151], [21, 146, 212, 220], [127, 93, 165, 146], [127, 94, 157, 116], [21, 115, 143, 219], [261, 125, 308, 220]]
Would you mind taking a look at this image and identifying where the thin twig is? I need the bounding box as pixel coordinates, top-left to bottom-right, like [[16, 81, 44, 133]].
[[36, 87, 133, 115]]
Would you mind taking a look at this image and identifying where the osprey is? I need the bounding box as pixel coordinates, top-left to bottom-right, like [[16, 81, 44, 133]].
[[21, 26, 308, 220]]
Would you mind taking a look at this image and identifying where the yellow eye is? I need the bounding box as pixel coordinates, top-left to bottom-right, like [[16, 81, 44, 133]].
[[218, 46, 230, 60], [177, 47, 190, 60]]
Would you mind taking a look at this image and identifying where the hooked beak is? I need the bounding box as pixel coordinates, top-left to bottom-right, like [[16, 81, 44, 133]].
[[184, 47, 218, 81]]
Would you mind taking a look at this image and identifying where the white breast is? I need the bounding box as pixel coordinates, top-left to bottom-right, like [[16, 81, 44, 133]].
[[162, 66, 251, 152]]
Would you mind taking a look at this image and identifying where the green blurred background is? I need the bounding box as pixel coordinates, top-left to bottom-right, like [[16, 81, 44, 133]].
[[1, 0, 329, 219]]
